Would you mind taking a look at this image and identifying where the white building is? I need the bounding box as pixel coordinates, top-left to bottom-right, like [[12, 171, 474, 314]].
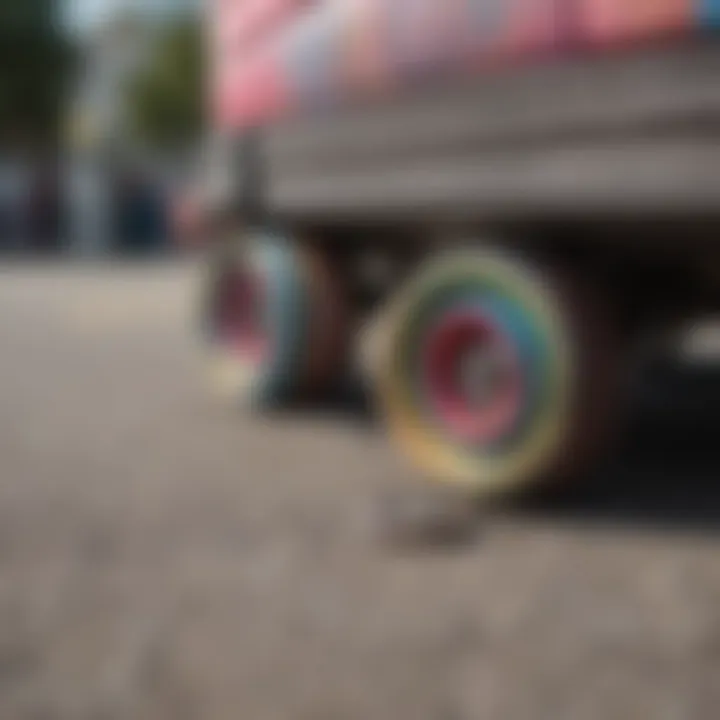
[[66, 14, 154, 255], [65, 4, 200, 255]]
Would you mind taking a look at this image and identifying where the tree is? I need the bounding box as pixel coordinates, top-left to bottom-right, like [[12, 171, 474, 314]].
[[124, 17, 204, 151], [0, 0, 74, 149]]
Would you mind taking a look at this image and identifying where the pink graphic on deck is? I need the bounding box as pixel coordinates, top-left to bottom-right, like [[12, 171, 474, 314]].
[[209, 0, 706, 131]]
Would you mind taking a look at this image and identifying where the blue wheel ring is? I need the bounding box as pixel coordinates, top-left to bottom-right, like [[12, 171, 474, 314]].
[[203, 232, 309, 409]]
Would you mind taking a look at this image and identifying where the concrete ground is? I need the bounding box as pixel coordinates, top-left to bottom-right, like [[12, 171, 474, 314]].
[[0, 261, 719, 720]]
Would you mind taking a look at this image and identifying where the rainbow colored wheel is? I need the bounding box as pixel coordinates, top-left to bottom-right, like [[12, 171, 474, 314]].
[[202, 233, 349, 409], [375, 247, 617, 495]]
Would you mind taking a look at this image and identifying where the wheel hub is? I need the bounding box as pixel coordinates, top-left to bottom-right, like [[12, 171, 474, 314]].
[[214, 269, 267, 362], [423, 312, 523, 445], [456, 341, 514, 409]]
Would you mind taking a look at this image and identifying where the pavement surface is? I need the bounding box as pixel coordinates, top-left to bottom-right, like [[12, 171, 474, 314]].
[[0, 261, 719, 720]]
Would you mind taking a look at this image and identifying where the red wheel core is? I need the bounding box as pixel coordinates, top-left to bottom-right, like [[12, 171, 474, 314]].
[[214, 270, 268, 363], [422, 312, 523, 445]]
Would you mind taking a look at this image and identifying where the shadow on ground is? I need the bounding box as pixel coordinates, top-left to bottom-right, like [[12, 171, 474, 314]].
[[516, 360, 720, 534], [291, 360, 720, 536], [273, 377, 378, 428]]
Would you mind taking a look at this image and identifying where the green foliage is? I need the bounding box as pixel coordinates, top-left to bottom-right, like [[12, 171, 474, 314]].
[[125, 18, 204, 150], [0, 0, 73, 148], [0, 0, 54, 30]]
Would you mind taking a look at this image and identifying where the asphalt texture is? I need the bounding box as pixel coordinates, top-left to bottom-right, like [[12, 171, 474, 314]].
[[0, 261, 719, 720]]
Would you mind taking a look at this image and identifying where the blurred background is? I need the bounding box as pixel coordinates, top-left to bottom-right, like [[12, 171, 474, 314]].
[[0, 0, 202, 258], [1, 3, 720, 720]]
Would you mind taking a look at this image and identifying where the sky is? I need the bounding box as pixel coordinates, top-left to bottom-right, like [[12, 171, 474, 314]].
[[66, 0, 197, 31], [66, 0, 122, 30]]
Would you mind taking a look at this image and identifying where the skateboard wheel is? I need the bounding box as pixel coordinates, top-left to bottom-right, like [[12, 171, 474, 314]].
[[375, 246, 618, 496]]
